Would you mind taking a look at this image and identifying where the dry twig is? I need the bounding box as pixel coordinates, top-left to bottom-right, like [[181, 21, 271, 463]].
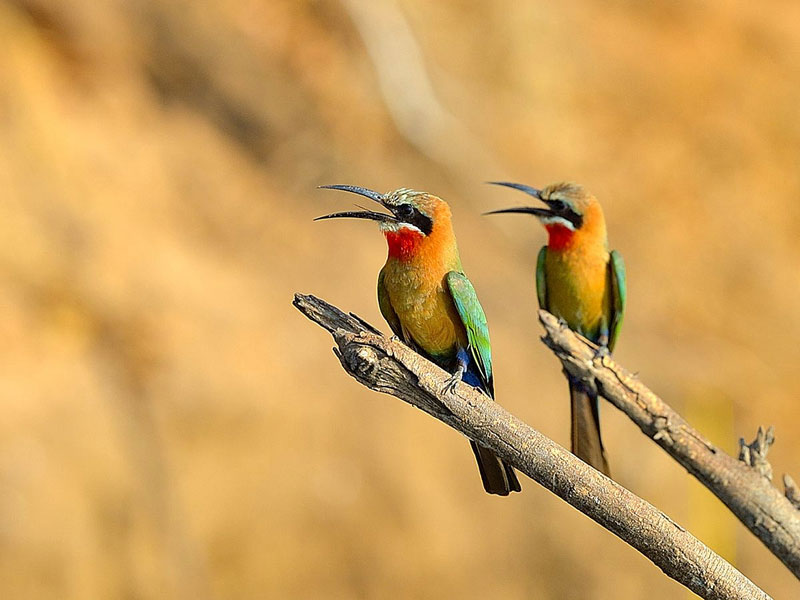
[[538, 310, 800, 578], [294, 293, 771, 600]]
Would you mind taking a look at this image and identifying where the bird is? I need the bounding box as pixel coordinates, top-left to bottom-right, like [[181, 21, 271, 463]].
[[316, 184, 521, 495], [485, 181, 625, 476]]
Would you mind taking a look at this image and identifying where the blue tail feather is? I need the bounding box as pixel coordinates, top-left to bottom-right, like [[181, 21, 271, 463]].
[[456, 347, 485, 390]]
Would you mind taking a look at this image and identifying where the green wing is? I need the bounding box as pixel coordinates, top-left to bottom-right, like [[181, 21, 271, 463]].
[[445, 271, 493, 395], [535, 246, 548, 310], [377, 268, 403, 338], [607, 250, 626, 352]]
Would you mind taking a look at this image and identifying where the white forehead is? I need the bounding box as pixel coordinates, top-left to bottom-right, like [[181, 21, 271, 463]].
[[385, 188, 425, 205], [543, 183, 584, 202]]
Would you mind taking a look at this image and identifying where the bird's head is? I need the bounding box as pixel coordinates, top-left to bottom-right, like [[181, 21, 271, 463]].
[[316, 185, 453, 261], [484, 181, 606, 251]]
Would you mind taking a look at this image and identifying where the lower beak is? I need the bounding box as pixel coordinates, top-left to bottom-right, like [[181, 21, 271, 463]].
[[483, 206, 552, 218], [314, 210, 397, 224]]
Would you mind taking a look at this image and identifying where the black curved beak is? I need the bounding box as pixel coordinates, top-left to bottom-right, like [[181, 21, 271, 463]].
[[482, 206, 552, 217], [314, 210, 397, 224], [483, 181, 552, 218], [486, 181, 542, 198], [315, 184, 398, 224], [318, 184, 386, 205]]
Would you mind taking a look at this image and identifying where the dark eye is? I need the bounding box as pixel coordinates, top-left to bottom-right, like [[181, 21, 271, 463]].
[[396, 204, 414, 218], [550, 200, 567, 212]]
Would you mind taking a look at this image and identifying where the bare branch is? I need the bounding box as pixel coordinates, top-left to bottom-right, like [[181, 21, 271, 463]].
[[538, 310, 800, 578], [784, 475, 800, 511], [739, 426, 775, 481], [294, 293, 771, 600]]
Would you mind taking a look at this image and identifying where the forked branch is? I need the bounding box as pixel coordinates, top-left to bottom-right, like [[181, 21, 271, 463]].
[[294, 293, 770, 600]]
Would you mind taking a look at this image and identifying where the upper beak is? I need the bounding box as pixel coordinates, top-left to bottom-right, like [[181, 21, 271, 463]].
[[483, 181, 552, 218], [315, 184, 398, 224]]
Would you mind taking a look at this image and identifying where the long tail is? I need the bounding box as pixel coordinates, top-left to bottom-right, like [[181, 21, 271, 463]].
[[470, 441, 521, 496], [569, 380, 610, 475]]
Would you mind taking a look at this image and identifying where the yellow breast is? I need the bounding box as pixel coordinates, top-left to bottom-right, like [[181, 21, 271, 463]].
[[545, 247, 610, 340], [382, 261, 465, 359]]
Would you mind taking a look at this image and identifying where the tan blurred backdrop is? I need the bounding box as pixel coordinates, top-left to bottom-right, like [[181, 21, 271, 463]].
[[1, 0, 799, 598]]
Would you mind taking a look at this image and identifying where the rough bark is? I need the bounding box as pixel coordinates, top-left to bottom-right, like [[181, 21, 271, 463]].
[[293, 293, 771, 600], [538, 310, 800, 578]]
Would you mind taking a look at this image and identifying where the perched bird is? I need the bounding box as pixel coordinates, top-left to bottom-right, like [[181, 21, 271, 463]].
[[485, 182, 625, 475], [316, 184, 521, 495]]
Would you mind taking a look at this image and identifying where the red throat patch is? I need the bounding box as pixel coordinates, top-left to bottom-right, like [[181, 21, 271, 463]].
[[384, 227, 424, 260], [545, 224, 576, 251]]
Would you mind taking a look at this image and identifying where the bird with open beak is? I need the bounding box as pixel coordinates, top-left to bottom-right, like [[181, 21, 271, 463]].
[[485, 181, 626, 476], [316, 184, 521, 496]]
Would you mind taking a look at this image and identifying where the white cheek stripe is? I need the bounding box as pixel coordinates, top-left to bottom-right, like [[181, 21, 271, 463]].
[[539, 216, 575, 231], [380, 222, 423, 234]]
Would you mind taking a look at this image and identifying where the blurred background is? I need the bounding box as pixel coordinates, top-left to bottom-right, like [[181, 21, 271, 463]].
[[1, 0, 798, 598]]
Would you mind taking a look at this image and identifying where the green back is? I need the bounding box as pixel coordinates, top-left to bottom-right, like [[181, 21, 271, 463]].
[[445, 271, 493, 395], [607, 249, 626, 352]]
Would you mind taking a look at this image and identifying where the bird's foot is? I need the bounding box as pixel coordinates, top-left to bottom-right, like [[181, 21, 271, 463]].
[[442, 373, 461, 396], [441, 360, 467, 396], [593, 345, 611, 361]]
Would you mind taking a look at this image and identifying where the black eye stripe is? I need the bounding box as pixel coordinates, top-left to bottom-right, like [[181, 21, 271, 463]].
[[394, 204, 433, 235], [411, 210, 433, 235], [568, 214, 583, 228], [564, 209, 583, 229], [547, 199, 583, 229]]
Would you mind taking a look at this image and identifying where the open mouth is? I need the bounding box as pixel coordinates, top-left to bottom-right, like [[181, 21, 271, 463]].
[[483, 181, 582, 230], [314, 208, 397, 224], [315, 184, 399, 225], [483, 181, 552, 219]]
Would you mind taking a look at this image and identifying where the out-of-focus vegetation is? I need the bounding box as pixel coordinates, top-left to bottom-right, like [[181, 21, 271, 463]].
[[0, 0, 798, 598]]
